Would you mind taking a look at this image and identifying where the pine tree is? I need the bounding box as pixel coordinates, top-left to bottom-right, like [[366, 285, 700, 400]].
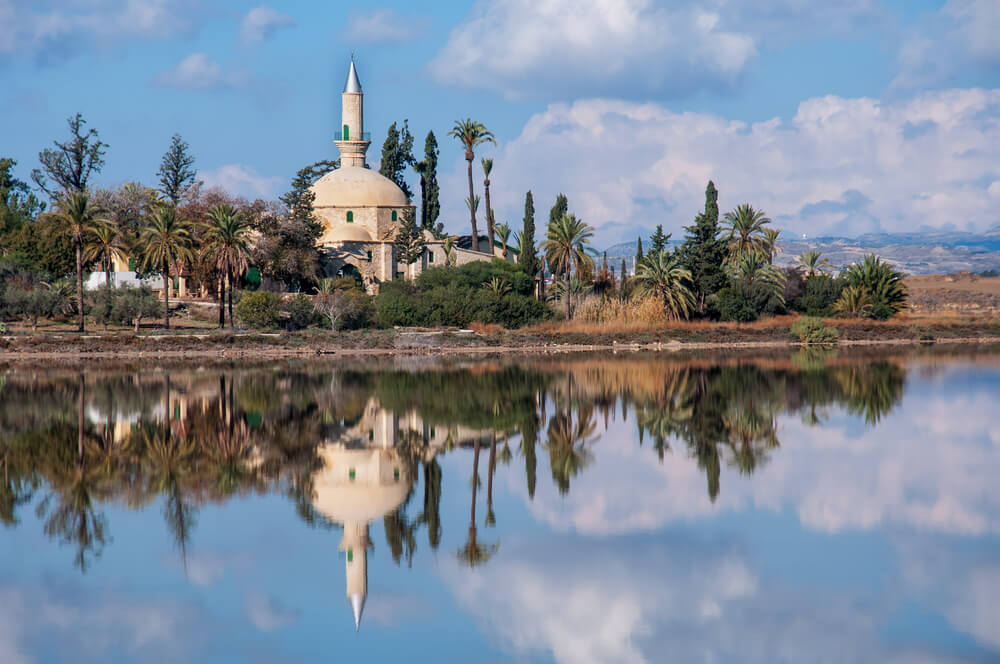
[[157, 133, 198, 206], [414, 131, 440, 231], [393, 207, 425, 267], [650, 224, 669, 255], [380, 120, 415, 201], [280, 160, 338, 241], [31, 113, 107, 198], [679, 180, 727, 313], [519, 190, 538, 277]]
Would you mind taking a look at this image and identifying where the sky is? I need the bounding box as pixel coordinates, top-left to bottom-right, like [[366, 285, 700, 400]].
[[1, 0, 999, 248]]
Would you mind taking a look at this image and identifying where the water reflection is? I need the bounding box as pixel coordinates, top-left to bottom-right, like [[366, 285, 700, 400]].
[[0, 351, 997, 662]]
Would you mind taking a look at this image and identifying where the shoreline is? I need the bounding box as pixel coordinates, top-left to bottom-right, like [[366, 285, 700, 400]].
[[2, 332, 999, 361]]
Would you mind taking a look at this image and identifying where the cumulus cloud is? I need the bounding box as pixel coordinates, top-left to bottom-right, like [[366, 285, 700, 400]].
[[200, 164, 283, 200], [894, 0, 1000, 89], [0, 0, 200, 62], [239, 5, 295, 45], [453, 88, 1000, 245], [430, 0, 880, 99], [153, 53, 248, 90], [345, 8, 425, 44]]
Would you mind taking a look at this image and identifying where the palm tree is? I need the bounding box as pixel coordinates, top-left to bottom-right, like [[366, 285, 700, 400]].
[[728, 252, 787, 304], [50, 192, 111, 332], [465, 195, 480, 249], [841, 254, 907, 318], [483, 276, 511, 296], [449, 119, 495, 252], [545, 406, 597, 495], [442, 236, 457, 267], [495, 222, 511, 259], [634, 251, 696, 320], [482, 158, 496, 251], [762, 228, 782, 264], [140, 204, 194, 330], [82, 219, 127, 287], [543, 213, 595, 319], [797, 249, 832, 277], [722, 204, 771, 263], [202, 204, 252, 330]]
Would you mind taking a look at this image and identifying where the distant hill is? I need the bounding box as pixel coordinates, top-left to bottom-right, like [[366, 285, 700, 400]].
[[602, 227, 1000, 276]]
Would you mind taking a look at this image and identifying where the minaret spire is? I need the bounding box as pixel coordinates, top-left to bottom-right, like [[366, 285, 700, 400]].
[[335, 57, 369, 167]]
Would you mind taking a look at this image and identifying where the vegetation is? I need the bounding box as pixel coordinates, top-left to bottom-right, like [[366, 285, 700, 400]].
[[790, 316, 839, 343], [235, 291, 282, 329], [449, 119, 495, 249], [414, 131, 441, 233], [839, 254, 908, 320], [139, 205, 194, 330], [543, 213, 595, 319], [379, 121, 415, 201], [375, 261, 550, 329], [157, 134, 198, 206]]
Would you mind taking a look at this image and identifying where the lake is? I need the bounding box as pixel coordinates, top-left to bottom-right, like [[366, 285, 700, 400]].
[[1, 349, 999, 663]]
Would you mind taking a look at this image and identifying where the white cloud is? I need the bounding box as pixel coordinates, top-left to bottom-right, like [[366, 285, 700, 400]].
[[514, 365, 1000, 539], [200, 164, 283, 200], [345, 8, 425, 44], [154, 52, 249, 90], [430, 0, 880, 99], [239, 5, 295, 45], [243, 591, 299, 632], [894, 0, 1000, 89], [452, 88, 1000, 245], [0, 0, 200, 61]]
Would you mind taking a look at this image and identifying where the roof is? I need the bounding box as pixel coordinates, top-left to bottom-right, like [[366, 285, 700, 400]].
[[310, 166, 408, 208], [321, 224, 373, 243], [344, 59, 362, 93], [310, 446, 412, 524]]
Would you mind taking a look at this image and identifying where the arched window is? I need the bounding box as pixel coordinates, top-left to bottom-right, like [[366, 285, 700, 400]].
[[346, 211, 354, 223], [391, 210, 397, 221]]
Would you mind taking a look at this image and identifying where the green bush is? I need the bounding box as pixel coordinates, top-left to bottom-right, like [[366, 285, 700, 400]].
[[375, 272, 551, 329], [282, 293, 316, 330], [791, 275, 845, 317], [235, 291, 282, 329], [790, 316, 839, 344], [712, 283, 783, 322]]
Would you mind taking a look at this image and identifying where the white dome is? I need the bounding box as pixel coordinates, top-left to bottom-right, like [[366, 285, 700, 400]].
[[322, 224, 372, 243], [311, 446, 412, 524], [311, 166, 408, 208]]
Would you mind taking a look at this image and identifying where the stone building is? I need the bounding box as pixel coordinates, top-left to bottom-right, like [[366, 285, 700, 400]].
[[312, 59, 504, 294]]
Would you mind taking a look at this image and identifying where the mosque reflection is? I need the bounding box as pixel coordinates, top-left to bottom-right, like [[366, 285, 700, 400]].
[[0, 351, 922, 627]]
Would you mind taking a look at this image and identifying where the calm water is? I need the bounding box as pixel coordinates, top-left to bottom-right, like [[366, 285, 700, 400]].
[[1, 350, 999, 663]]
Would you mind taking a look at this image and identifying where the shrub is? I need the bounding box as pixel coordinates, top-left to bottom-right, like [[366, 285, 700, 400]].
[[374, 277, 551, 329], [235, 291, 282, 329], [0, 321, 6, 334], [112, 285, 161, 332], [790, 316, 839, 344], [1, 283, 62, 331], [840, 254, 907, 319], [791, 275, 845, 317], [712, 283, 782, 322], [282, 293, 316, 330]]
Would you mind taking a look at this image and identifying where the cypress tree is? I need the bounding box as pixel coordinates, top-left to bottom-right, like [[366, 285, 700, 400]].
[[519, 190, 537, 277], [393, 207, 425, 267], [380, 120, 415, 201], [415, 131, 440, 231], [679, 180, 727, 313], [620, 257, 627, 282], [635, 236, 644, 270]]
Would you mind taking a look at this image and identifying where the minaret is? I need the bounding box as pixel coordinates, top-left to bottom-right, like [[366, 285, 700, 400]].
[[340, 521, 369, 631], [335, 59, 370, 168]]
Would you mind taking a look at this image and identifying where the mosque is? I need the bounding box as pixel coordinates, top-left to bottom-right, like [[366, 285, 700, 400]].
[[311, 59, 507, 293]]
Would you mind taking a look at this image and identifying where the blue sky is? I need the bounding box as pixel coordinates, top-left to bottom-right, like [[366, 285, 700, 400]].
[[2, 0, 999, 247]]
